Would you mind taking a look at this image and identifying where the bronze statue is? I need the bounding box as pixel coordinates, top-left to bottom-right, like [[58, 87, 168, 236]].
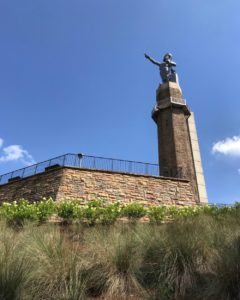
[[144, 53, 178, 84]]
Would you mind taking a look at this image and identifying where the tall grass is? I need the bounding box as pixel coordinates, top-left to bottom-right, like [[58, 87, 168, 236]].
[[0, 221, 31, 300], [0, 213, 240, 299]]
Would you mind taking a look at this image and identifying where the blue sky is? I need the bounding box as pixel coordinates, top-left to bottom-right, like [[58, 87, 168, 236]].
[[0, 0, 240, 204]]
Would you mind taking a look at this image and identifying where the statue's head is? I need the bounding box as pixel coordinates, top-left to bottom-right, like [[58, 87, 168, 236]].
[[163, 53, 172, 63]]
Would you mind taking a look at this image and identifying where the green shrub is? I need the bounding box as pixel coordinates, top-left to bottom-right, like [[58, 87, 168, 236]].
[[56, 201, 78, 222], [0, 198, 56, 225], [167, 205, 201, 221], [82, 206, 100, 226], [167, 205, 181, 220], [87, 199, 103, 208], [177, 206, 201, 218], [36, 198, 55, 222], [148, 205, 167, 223], [200, 204, 221, 216], [1, 199, 240, 229], [1, 200, 38, 226], [121, 203, 146, 219], [98, 203, 120, 225], [233, 202, 240, 210], [81, 200, 120, 226]]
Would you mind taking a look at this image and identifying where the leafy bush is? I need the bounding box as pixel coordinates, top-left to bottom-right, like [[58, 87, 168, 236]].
[[121, 203, 146, 219], [81, 201, 120, 226], [1, 200, 38, 226], [167, 205, 181, 220], [1, 199, 240, 228], [148, 205, 167, 223], [82, 206, 100, 226], [87, 199, 103, 208], [0, 198, 56, 226], [56, 201, 81, 222], [97, 203, 120, 225], [233, 202, 240, 210], [200, 204, 220, 216], [36, 198, 55, 222], [175, 206, 201, 218]]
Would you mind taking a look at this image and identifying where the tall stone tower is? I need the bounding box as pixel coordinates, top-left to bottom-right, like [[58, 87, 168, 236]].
[[145, 52, 208, 203]]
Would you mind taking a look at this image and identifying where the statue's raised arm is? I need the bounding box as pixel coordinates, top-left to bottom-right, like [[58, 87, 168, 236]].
[[144, 53, 161, 67]]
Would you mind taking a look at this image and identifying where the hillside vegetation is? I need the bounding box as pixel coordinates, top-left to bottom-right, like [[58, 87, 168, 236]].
[[0, 199, 240, 299], [0, 198, 238, 226]]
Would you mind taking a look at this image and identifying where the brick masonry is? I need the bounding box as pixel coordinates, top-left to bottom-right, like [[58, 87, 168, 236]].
[[0, 168, 63, 203], [0, 167, 197, 206], [153, 82, 199, 202]]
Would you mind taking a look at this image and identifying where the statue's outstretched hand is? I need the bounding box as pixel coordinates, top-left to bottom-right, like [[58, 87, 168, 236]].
[[144, 53, 150, 59]]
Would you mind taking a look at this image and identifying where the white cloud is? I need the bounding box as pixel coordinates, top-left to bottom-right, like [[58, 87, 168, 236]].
[[212, 136, 240, 157], [0, 138, 35, 166]]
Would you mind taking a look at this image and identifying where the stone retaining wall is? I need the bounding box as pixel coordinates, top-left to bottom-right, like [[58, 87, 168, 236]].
[[0, 167, 197, 205], [0, 168, 63, 203]]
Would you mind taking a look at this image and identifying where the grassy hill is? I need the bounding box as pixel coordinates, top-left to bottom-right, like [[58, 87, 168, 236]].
[[0, 200, 240, 299]]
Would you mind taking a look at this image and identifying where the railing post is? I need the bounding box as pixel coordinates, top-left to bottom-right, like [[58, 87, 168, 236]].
[[74, 155, 77, 167], [77, 153, 83, 168], [34, 164, 38, 175], [111, 159, 114, 171], [62, 155, 66, 167], [79, 156, 82, 168], [128, 162, 131, 173], [145, 163, 149, 175]]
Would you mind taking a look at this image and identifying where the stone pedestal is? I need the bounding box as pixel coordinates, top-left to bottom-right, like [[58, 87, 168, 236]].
[[152, 82, 200, 202]]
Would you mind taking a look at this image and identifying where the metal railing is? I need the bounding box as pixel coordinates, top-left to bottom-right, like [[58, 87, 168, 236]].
[[0, 153, 162, 185]]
